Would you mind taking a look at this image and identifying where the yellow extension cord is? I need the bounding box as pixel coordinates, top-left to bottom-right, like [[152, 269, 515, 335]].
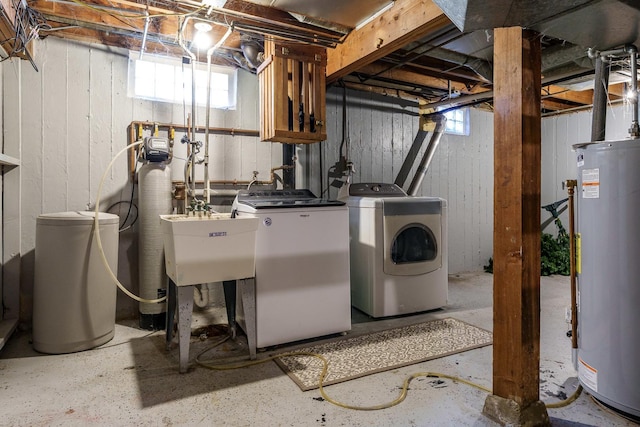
[[194, 337, 581, 411]]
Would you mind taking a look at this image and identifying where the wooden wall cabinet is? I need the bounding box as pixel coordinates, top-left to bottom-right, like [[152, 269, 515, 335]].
[[258, 40, 327, 144]]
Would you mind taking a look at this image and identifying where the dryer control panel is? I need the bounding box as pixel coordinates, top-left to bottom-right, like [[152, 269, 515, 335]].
[[349, 183, 407, 197]]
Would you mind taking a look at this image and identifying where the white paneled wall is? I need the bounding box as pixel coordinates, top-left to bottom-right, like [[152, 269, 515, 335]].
[[4, 37, 279, 320], [299, 89, 495, 273], [540, 102, 636, 230], [6, 37, 637, 323]]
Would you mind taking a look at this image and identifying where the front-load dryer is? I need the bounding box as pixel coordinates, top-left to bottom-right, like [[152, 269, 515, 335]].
[[344, 183, 448, 317]]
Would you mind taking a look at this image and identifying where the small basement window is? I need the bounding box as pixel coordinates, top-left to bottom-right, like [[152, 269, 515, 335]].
[[439, 107, 469, 136], [128, 52, 237, 109]]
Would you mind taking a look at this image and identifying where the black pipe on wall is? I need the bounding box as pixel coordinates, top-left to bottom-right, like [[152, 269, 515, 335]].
[[283, 143, 296, 189]]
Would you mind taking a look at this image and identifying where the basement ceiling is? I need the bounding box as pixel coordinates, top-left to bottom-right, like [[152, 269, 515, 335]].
[[3, 0, 640, 114]]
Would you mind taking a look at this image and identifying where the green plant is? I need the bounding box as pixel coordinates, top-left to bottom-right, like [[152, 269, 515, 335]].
[[484, 218, 570, 276], [540, 218, 570, 276]]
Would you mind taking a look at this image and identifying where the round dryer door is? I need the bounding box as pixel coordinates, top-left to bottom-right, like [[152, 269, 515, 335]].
[[383, 214, 442, 276], [392, 224, 437, 263]]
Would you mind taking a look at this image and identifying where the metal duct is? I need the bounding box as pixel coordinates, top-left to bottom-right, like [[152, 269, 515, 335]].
[[541, 44, 592, 73], [432, 0, 594, 33], [395, 129, 430, 189], [407, 114, 447, 196], [246, 0, 393, 29], [138, 163, 173, 330], [282, 144, 296, 189], [241, 38, 264, 69], [433, 0, 640, 52], [427, 47, 493, 82]]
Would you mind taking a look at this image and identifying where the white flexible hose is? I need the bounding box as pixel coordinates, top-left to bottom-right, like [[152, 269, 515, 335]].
[[94, 140, 167, 304], [193, 284, 209, 308]]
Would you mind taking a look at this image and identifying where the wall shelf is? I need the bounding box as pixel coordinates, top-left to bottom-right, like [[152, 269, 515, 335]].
[[0, 153, 19, 168], [0, 318, 18, 351]]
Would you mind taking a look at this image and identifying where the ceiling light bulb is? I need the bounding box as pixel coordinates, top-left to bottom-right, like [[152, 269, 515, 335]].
[[193, 31, 212, 49], [201, 0, 226, 6], [194, 22, 212, 33], [626, 88, 637, 101]]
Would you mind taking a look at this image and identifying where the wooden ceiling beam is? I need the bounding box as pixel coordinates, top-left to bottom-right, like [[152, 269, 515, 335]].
[[542, 85, 594, 105], [541, 98, 581, 111], [356, 62, 488, 95], [607, 82, 626, 97], [32, 0, 170, 33], [326, 0, 450, 85]]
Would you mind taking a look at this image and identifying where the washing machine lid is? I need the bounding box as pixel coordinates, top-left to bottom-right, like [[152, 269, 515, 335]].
[[234, 189, 345, 209]]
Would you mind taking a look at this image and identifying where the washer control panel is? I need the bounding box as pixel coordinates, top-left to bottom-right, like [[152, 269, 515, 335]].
[[349, 183, 407, 197]]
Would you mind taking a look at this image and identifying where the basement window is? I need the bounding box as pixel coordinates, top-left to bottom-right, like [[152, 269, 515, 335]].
[[128, 52, 237, 109], [439, 107, 469, 136]]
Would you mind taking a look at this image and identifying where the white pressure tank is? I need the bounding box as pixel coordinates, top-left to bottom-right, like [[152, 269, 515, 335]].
[[33, 211, 119, 354]]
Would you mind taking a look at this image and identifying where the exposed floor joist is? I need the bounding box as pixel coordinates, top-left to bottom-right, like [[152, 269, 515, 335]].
[[326, 0, 450, 84]]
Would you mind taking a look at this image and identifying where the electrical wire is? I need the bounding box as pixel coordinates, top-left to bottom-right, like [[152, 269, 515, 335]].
[[107, 148, 140, 232], [106, 200, 139, 232], [1, 0, 51, 60], [66, 0, 206, 20]]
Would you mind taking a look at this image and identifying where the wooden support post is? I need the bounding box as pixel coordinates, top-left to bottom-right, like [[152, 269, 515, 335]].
[[483, 27, 550, 426]]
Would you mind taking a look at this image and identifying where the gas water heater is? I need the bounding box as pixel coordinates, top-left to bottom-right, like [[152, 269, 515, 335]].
[[575, 138, 640, 417]]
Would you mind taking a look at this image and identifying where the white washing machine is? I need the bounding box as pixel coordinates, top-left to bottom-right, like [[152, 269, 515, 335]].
[[343, 183, 448, 317], [232, 189, 351, 348]]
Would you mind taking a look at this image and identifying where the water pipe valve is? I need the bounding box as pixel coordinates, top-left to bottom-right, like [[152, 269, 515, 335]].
[[187, 199, 212, 216]]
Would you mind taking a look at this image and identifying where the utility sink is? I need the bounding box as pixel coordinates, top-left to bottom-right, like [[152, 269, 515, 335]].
[[160, 213, 259, 286]]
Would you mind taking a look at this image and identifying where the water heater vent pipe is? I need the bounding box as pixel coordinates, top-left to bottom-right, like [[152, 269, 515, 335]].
[[627, 45, 639, 138], [407, 113, 447, 196]]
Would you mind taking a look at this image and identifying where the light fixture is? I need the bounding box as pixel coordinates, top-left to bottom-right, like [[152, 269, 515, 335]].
[[200, 0, 226, 6], [193, 22, 213, 49], [201, 0, 226, 14], [194, 22, 212, 33]]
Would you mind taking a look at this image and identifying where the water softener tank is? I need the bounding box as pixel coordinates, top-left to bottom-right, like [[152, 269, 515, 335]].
[[138, 162, 172, 329], [33, 211, 119, 353], [575, 138, 640, 417]]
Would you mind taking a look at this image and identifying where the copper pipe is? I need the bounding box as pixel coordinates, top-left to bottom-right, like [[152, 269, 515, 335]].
[[171, 164, 291, 189], [130, 120, 259, 137], [128, 124, 137, 182]]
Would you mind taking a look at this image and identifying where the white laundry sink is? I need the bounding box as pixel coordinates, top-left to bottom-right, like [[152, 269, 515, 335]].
[[160, 213, 259, 286]]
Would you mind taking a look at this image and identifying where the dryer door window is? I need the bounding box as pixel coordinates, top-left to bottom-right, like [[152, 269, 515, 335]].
[[383, 214, 442, 276], [391, 224, 437, 264]]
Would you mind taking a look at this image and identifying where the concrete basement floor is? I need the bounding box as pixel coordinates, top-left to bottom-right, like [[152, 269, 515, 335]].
[[1, 272, 637, 426]]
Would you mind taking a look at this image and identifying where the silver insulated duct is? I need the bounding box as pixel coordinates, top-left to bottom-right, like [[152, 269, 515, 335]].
[[394, 113, 447, 196], [407, 115, 446, 196]]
